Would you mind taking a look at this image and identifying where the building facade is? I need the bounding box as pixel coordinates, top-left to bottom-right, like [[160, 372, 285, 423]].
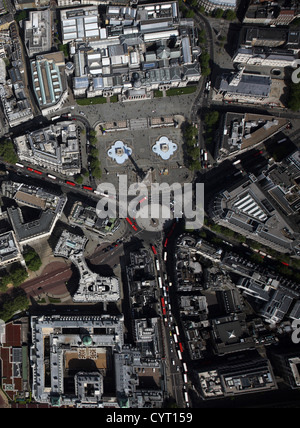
[[198, 0, 238, 13]]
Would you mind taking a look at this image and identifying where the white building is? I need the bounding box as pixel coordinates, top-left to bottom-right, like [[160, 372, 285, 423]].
[[71, 2, 201, 100], [233, 48, 299, 68], [60, 6, 101, 44], [30, 314, 124, 407], [198, 0, 238, 13], [24, 10, 52, 57]]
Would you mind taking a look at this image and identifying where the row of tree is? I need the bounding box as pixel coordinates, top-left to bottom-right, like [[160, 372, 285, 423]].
[[287, 81, 300, 112], [182, 122, 201, 171], [88, 129, 102, 179]]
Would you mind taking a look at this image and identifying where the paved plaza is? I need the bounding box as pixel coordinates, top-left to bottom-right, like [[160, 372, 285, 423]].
[[96, 119, 192, 188]]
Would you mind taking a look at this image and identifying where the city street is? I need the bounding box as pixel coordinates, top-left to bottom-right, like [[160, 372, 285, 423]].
[[1, 1, 300, 411]]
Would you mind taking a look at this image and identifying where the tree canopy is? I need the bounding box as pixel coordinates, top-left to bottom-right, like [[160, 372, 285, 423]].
[[24, 247, 42, 272], [0, 139, 18, 164], [0, 291, 29, 322], [288, 81, 300, 111], [0, 264, 28, 292]]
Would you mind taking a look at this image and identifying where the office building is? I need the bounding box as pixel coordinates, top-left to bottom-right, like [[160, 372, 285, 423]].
[[14, 0, 50, 10], [260, 150, 300, 216], [24, 10, 52, 57], [198, 355, 277, 399], [54, 230, 120, 303], [211, 175, 299, 253], [114, 346, 164, 408], [30, 314, 124, 407], [259, 289, 294, 324], [2, 181, 67, 246], [0, 318, 30, 403], [217, 112, 289, 160], [233, 48, 299, 68], [0, 83, 34, 127], [14, 121, 81, 176], [0, 231, 23, 268], [270, 347, 300, 389], [210, 314, 256, 356], [243, 1, 300, 26], [69, 201, 120, 236]]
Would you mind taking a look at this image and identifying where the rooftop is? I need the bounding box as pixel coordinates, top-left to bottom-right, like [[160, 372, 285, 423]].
[[0, 231, 22, 267], [54, 230, 120, 303], [212, 175, 298, 253], [60, 6, 100, 44], [15, 121, 81, 175], [30, 314, 124, 406], [30, 52, 67, 111], [24, 10, 52, 57], [219, 112, 289, 158], [2, 181, 67, 245], [218, 70, 272, 98]]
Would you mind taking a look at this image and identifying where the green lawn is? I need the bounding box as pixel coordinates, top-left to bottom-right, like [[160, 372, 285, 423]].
[[166, 86, 197, 96], [76, 97, 107, 105], [153, 90, 163, 98]]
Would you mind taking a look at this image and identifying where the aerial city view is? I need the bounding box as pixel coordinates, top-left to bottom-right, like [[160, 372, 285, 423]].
[[0, 0, 300, 413]]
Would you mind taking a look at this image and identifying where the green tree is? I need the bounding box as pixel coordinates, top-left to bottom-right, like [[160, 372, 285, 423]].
[[92, 166, 102, 179], [90, 147, 99, 158], [223, 10, 236, 20], [187, 146, 200, 160], [82, 168, 89, 177], [58, 43, 69, 58], [189, 160, 202, 171], [198, 29, 206, 45], [74, 174, 84, 185], [288, 82, 300, 111], [200, 51, 211, 76], [0, 291, 29, 322], [214, 8, 224, 18], [90, 136, 98, 146], [90, 157, 100, 169], [14, 10, 27, 22], [23, 247, 42, 272], [204, 111, 220, 127], [9, 265, 29, 285], [186, 10, 194, 18], [0, 139, 18, 164]]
